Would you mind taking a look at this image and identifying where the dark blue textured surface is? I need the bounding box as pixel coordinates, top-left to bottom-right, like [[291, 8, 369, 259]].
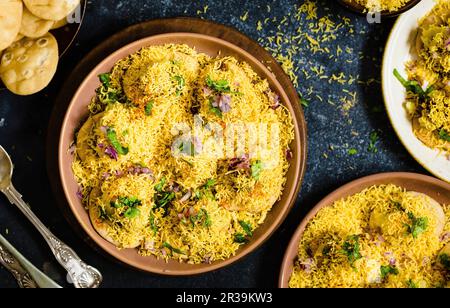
[[0, 0, 425, 288]]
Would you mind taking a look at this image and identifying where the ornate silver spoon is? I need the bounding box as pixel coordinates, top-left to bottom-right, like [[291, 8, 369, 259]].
[[0, 145, 102, 288]]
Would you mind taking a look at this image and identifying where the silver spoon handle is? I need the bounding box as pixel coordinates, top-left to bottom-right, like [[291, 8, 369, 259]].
[[1, 185, 102, 288], [0, 243, 38, 288]]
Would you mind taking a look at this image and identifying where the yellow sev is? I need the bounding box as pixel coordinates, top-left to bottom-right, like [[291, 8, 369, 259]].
[[289, 184, 450, 288], [403, 0, 450, 151], [344, 0, 410, 12], [72, 44, 294, 264]]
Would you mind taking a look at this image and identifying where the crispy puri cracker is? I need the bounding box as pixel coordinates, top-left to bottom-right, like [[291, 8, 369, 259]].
[[0, 33, 59, 95], [20, 6, 55, 38], [51, 16, 68, 30], [23, 0, 80, 21], [0, 0, 23, 52], [13, 33, 24, 42]]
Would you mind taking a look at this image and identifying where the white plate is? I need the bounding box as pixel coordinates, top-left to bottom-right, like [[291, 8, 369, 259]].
[[382, 0, 450, 183]]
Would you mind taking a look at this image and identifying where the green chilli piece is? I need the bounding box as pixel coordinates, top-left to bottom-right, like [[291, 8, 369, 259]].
[[145, 100, 154, 116], [173, 76, 185, 96], [163, 242, 185, 255]]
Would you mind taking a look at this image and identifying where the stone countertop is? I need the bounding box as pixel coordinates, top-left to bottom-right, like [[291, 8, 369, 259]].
[[0, 0, 425, 288]]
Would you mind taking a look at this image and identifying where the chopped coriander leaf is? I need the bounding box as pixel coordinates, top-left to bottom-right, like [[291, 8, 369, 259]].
[[204, 179, 216, 189], [149, 212, 158, 236], [173, 76, 185, 96], [97, 85, 119, 104], [99, 207, 109, 220], [194, 190, 202, 199], [406, 279, 418, 288], [234, 233, 249, 244], [195, 179, 216, 201], [98, 73, 111, 87], [368, 131, 379, 153], [300, 97, 309, 108], [189, 209, 211, 228], [322, 245, 331, 256], [380, 265, 399, 280], [145, 101, 154, 116], [348, 148, 358, 155], [438, 129, 450, 142], [153, 191, 175, 217], [111, 196, 142, 208], [163, 242, 185, 255], [209, 99, 223, 118], [154, 192, 175, 208], [393, 69, 433, 100], [340, 235, 362, 265], [251, 160, 263, 180], [203, 209, 211, 227], [404, 212, 428, 238], [439, 253, 450, 271], [106, 128, 129, 155], [239, 221, 253, 237], [124, 207, 140, 219], [394, 202, 403, 211], [178, 140, 195, 156], [154, 177, 166, 192], [206, 76, 231, 92]]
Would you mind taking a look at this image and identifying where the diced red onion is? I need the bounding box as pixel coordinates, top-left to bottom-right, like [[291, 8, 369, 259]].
[[105, 146, 118, 160], [375, 235, 385, 247], [270, 94, 280, 110], [102, 172, 111, 180], [97, 143, 104, 149], [299, 258, 314, 274], [440, 232, 450, 242], [144, 240, 155, 250], [445, 37, 450, 48], [172, 183, 181, 193], [193, 136, 203, 154], [389, 258, 396, 266], [183, 208, 189, 218], [69, 143, 76, 155], [76, 189, 83, 200], [211, 96, 220, 107], [177, 213, 184, 220], [218, 94, 232, 113], [229, 154, 250, 170], [180, 191, 192, 203], [203, 87, 212, 96], [203, 255, 211, 264], [188, 207, 196, 217], [141, 168, 152, 174], [286, 150, 293, 159], [100, 126, 108, 134]]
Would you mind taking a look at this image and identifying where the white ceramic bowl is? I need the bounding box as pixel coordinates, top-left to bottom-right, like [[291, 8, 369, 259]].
[[382, 0, 450, 183]]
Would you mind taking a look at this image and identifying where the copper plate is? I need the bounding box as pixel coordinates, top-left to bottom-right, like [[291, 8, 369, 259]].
[[58, 32, 307, 275], [336, 0, 422, 17], [279, 172, 450, 288]]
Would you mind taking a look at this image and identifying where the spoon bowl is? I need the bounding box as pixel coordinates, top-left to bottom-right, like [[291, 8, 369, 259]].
[[0, 145, 102, 288], [0, 146, 13, 190]]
